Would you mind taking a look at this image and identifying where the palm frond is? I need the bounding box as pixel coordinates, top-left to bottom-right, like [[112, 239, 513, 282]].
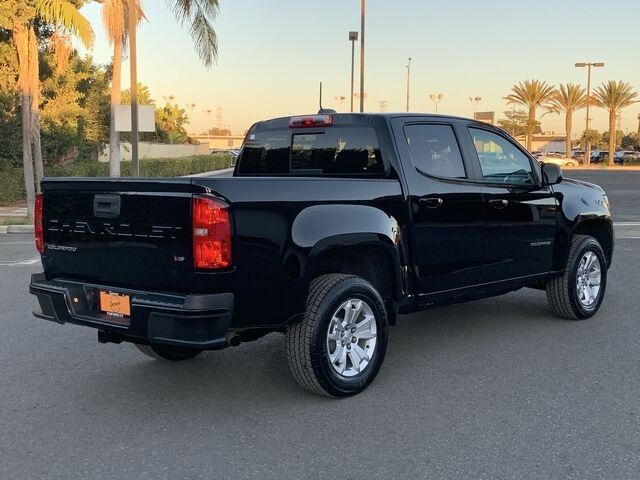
[[50, 29, 73, 74], [36, 0, 95, 48], [593, 81, 637, 111], [168, 0, 219, 67], [549, 83, 586, 112], [506, 79, 556, 109]]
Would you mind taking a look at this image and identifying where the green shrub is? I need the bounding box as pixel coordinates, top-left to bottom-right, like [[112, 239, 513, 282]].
[[0, 154, 233, 205], [0, 170, 26, 205]]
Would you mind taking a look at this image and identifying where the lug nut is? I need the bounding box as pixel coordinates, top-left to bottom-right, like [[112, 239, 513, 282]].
[[351, 327, 356, 333], [347, 345, 351, 350], [351, 337, 357, 343]]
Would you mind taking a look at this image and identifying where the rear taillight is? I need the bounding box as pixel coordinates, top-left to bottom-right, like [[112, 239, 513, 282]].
[[35, 193, 44, 254], [192, 196, 231, 269]]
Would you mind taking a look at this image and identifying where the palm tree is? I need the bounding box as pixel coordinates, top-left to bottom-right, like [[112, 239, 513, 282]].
[[593, 81, 637, 166], [103, 0, 220, 177], [548, 84, 586, 158], [505, 80, 556, 151], [101, 0, 144, 177], [8, 0, 93, 217]]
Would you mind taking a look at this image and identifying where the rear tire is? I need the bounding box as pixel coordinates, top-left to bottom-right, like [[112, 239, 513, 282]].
[[546, 235, 607, 320], [135, 344, 202, 361], [285, 274, 389, 398]]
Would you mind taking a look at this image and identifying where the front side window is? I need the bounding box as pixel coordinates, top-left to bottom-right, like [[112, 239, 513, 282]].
[[404, 124, 466, 179], [469, 128, 535, 184]]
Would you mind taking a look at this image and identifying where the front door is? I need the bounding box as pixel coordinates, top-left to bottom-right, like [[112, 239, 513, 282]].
[[467, 127, 558, 282]]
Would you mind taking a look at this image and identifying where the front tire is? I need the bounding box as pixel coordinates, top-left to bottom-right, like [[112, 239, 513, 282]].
[[285, 274, 389, 398], [135, 344, 202, 361], [546, 235, 607, 320]]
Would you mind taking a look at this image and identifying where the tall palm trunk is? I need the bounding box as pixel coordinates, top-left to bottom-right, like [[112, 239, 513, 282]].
[[565, 111, 572, 157], [13, 23, 36, 219], [527, 108, 536, 151], [29, 26, 44, 192], [608, 110, 616, 167], [109, 39, 123, 177]]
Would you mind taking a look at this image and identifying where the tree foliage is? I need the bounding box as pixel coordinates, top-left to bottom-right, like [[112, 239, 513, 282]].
[[504, 79, 555, 150]]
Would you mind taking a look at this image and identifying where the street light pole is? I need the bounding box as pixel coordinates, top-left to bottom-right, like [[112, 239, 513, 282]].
[[575, 62, 604, 166], [359, 0, 365, 113], [406, 57, 412, 112], [128, 0, 139, 176], [429, 93, 443, 114], [349, 31, 358, 113], [469, 96, 482, 119]]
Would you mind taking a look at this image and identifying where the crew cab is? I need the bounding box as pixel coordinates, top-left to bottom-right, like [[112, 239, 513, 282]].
[[30, 113, 614, 397]]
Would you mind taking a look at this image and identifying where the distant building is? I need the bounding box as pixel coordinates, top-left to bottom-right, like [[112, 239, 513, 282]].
[[515, 133, 567, 153], [474, 111, 495, 125], [192, 134, 245, 151]]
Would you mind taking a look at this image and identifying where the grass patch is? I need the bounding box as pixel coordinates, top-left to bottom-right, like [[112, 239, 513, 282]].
[[0, 217, 31, 226]]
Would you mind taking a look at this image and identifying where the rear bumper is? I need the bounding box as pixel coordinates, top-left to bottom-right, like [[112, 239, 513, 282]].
[[29, 273, 234, 350]]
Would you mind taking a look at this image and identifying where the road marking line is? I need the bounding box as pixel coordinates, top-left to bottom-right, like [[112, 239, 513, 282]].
[[617, 236, 640, 239], [614, 222, 640, 226], [0, 258, 41, 266]]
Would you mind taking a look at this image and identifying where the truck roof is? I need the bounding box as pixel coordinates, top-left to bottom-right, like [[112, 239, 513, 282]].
[[252, 112, 493, 131]]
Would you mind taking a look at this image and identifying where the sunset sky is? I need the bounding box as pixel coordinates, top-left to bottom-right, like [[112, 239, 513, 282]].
[[79, 0, 640, 136]]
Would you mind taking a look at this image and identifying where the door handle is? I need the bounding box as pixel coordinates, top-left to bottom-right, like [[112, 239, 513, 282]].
[[489, 199, 509, 209], [420, 197, 444, 209]]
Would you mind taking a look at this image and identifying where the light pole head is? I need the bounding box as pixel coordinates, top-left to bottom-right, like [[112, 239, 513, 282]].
[[594, 62, 605, 67], [349, 31, 358, 41], [575, 62, 587, 67]]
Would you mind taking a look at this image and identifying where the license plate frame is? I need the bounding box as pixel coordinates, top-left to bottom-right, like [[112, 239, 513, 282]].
[[99, 290, 131, 319]]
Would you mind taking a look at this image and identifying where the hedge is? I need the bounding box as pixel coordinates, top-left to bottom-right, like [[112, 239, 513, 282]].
[[0, 154, 233, 205]]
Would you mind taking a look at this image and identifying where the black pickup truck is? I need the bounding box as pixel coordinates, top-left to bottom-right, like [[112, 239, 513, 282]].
[[30, 113, 613, 397]]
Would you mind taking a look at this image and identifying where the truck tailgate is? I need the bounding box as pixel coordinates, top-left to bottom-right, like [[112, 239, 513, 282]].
[[42, 178, 198, 292]]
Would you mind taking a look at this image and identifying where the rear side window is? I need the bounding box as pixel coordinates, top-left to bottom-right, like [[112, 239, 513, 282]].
[[237, 127, 384, 176], [404, 124, 466, 179]]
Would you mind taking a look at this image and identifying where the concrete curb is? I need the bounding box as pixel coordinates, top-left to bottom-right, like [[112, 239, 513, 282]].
[[564, 166, 640, 171], [187, 167, 234, 178], [0, 226, 7, 234], [5, 225, 34, 234]]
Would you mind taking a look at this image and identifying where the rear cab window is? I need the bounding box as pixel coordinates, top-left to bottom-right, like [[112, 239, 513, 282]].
[[237, 120, 384, 176]]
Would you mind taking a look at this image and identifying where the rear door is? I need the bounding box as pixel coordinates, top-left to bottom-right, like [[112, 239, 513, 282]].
[[466, 127, 558, 282], [392, 119, 484, 294], [42, 179, 196, 292]]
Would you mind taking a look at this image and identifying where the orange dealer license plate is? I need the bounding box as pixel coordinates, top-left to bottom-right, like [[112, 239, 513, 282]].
[[99, 290, 131, 319]]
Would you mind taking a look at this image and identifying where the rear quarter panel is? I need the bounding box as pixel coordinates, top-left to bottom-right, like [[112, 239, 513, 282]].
[[192, 177, 406, 328]]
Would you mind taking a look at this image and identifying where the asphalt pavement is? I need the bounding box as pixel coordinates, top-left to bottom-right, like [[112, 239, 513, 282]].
[[1, 170, 639, 479]]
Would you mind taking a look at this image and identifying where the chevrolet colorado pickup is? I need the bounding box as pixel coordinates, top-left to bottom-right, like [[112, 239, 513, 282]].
[[30, 113, 613, 397]]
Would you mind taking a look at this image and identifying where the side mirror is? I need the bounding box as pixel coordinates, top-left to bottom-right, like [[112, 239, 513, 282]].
[[541, 163, 563, 186]]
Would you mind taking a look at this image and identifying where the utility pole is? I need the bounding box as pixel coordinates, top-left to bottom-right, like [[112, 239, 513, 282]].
[[406, 57, 412, 112], [128, 0, 139, 175], [576, 62, 604, 165], [349, 31, 358, 113], [359, 0, 365, 113]]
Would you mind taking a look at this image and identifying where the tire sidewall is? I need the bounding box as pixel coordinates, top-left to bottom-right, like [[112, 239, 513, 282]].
[[568, 238, 607, 319], [311, 278, 389, 397]]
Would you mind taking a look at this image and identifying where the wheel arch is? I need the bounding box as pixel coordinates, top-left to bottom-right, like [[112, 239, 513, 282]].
[[555, 217, 614, 270]]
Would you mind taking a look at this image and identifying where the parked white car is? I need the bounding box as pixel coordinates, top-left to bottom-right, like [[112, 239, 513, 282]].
[[537, 155, 579, 167]]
